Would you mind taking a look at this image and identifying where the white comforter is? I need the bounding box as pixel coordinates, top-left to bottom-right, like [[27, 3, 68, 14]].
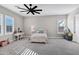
[[30, 33, 48, 43]]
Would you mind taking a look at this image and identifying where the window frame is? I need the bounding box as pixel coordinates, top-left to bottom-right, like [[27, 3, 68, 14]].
[[5, 15, 14, 35], [0, 14, 3, 36], [57, 18, 66, 34]]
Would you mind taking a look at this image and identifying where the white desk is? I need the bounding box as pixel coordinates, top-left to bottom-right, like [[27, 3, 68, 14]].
[[14, 32, 24, 40]]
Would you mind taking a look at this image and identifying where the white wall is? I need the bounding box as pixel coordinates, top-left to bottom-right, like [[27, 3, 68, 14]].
[[67, 8, 79, 42], [0, 5, 24, 40], [67, 9, 78, 33], [67, 14, 74, 33], [24, 15, 67, 38]]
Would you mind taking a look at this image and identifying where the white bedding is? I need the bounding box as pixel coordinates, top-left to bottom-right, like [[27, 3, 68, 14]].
[[30, 33, 48, 43]]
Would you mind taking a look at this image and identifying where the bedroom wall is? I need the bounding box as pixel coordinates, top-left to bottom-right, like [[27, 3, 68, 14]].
[[24, 15, 67, 38], [67, 8, 79, 42], [67, 8, 78, 34], [0, 5, 24, 41]]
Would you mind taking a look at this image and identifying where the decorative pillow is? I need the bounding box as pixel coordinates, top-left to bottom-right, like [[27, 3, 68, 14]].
[[36, 28, 44, 33], [38, 30, 44, 33]]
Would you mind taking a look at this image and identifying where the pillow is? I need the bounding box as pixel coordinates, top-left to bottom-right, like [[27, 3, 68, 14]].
[[39, 31, 44, 33], [37, 29, 44, 33]]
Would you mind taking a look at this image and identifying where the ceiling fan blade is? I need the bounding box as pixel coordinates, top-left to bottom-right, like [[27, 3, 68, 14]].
[[34, 11, 40, 14], [24, 4, 30, 10], [31, 12, 35, 15], [16, 6, 27, 10], [34, 9, 42, 11], [27, 11, 30, 14], [20, 11, 27, 12], [32, 6, 37, 10]]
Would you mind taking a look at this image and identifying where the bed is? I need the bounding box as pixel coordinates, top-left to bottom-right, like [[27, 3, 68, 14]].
[[30, 28, 48, 43]]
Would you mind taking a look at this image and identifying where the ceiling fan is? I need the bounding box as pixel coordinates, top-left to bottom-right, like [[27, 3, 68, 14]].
[[16, 4, 42, 15]]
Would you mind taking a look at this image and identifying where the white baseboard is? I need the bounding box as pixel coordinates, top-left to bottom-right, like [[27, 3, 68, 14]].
[[25, 36, 63, 39], [48, 37, 63, 39]]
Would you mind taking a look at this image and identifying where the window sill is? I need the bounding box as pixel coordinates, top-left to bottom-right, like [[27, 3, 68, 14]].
[[0, 34, 3, 36], [5, 32, 13, 35]]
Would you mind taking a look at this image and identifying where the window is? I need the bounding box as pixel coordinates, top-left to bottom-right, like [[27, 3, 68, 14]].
[[0, 14, 3, 36], [57, 19, 66, 34], [5, 15, 14, 34]]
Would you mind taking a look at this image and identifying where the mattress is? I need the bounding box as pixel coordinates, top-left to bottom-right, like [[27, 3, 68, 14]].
[[30, 33, 48, 43]]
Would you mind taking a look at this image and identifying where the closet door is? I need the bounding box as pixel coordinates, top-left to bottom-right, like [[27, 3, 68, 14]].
[[73, 15, 79, 42]]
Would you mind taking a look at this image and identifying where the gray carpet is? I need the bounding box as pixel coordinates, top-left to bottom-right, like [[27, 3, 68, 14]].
[[0, 38, 79, 55]]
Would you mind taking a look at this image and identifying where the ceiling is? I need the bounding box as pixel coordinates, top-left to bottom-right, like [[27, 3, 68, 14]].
[[1, 4, 79, 17]]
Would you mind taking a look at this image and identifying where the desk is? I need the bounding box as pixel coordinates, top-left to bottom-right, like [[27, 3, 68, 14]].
[[14, 33, 24, 40]]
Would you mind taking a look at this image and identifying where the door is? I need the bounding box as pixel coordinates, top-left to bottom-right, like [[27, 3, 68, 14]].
[[73, 15, 79, 43]]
